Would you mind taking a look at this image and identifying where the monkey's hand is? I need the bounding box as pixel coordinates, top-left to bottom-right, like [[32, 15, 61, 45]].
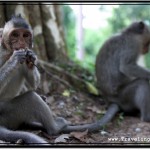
[[25, 50, 36, 69], [9, 50, 27, 67]]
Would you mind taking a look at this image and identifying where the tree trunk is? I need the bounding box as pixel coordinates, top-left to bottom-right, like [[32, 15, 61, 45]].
[[54, 5, 68, 53], [0, 4, 5, 27], [25, 5, 48, 61], [40, 5, 68, 62], [0, 3, 67, 62]]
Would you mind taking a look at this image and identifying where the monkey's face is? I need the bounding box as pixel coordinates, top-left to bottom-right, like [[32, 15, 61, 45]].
[[4, 28, 32, 51], [142, 25, 150, 54], [143, 42, 150, 54]]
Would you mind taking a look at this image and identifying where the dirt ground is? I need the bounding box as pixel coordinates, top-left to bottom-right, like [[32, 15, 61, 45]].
[[38, 89, 150, 147], [2, 70, 150, 147]]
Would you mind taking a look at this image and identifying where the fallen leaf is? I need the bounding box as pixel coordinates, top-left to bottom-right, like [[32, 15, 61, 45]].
[[54, 134, 70, 143], [62, 90, 70, 97], [87, 106, 106, 114], [85, 82, 99, 95], [16, 139, 24, 144], [70, 129, 88, 142]]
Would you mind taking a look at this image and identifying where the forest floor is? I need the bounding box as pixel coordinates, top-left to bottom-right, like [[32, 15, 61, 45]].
[[2, 62, 150, 148], [42, 90, 150, 147]]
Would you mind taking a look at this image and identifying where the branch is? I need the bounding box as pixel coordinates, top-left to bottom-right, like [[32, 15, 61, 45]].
[[37, 60, 99, 95]]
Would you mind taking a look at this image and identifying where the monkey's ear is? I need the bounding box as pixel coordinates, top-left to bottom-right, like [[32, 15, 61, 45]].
[[137, 21, 145, 34], [0, 28, 3, 43], [139, 21, 145, 29]]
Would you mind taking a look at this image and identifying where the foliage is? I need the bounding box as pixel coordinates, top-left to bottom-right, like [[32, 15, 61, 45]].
[[117, 112, 124, 126], [62, 5, 76, 59], [108, 4, 150, 68], [108, 4, 150, 33], [83, 26, 112, 72], [62, 4, 150, 72], [145, 52, 150, 68]]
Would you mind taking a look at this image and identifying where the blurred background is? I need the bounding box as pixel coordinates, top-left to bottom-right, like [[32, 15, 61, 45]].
[[63, 4, 150, 71], [1, 3, 150, 144], [1, 3, 150, 74], [1, 2, 150, 95]]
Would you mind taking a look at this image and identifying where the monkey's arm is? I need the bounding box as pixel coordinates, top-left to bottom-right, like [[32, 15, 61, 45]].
[[119, 50, 150, 80], [62, 104, 119, 133], [23, 50, 41, 90], [0, 61, 17, 93], [120, 61, 150, 80], [24, 65, 41, 90], [0, 50, 25, 93]]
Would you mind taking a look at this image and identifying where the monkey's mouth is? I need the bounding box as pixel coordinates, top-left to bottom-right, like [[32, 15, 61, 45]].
[[14, 47, 27, 51]]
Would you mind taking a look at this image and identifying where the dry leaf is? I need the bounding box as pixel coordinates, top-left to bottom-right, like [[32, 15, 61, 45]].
[[87, 106, 106, 114], [62, 90, 70, 97], [70, 129, 88, 142], [54, 134, 70, 143]]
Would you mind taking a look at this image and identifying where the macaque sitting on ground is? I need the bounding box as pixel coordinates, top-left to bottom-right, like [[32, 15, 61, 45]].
[[62, 21, 150, 132], [0, 14, 68, 144]]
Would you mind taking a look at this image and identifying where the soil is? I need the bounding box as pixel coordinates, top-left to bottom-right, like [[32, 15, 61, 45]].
[[2, 66, 150, 147], [38, 89, 150, 147]]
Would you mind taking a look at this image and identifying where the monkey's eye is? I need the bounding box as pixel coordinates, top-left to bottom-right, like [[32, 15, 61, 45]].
[[11, 32, 19, 38], [23, 33, 30, 38]]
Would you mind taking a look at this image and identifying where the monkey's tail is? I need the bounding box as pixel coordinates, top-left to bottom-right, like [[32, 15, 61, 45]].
[[0, 126, 48, 145], [62, 103, 119, 133]]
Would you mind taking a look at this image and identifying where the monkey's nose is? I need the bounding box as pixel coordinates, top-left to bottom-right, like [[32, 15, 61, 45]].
[[19, 46, 26, 49]]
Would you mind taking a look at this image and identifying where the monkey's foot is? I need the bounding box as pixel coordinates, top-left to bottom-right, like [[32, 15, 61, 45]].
[[55, 117, 69, 133]]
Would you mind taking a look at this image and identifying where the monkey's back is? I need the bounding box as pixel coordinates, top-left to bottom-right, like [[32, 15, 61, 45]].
[[96, 34, 129, 96]]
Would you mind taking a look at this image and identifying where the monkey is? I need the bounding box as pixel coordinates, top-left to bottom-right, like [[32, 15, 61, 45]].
[[2, 15, 150, 143], [95, 21, 150, 118], [60, 21, 150, 133], [0, 14, 69, 144]]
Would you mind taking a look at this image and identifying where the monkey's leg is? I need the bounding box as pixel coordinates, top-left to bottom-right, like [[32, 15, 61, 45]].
[[19, 122, 45, 131], [133, 80, 150, 122], [1, 91, 67, 135], [0, 126, 48, 144], [62, 103, 119, 133], [119, 79, 150, 121]]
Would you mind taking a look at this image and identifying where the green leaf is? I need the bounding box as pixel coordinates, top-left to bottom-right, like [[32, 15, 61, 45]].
[[62, 90, 70, 97], [85, 82, 99, 95]]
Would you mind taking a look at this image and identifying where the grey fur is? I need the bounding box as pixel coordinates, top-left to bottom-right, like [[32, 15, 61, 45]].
[[0, 15, 67, 144], [61, 21, 150, 133]]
